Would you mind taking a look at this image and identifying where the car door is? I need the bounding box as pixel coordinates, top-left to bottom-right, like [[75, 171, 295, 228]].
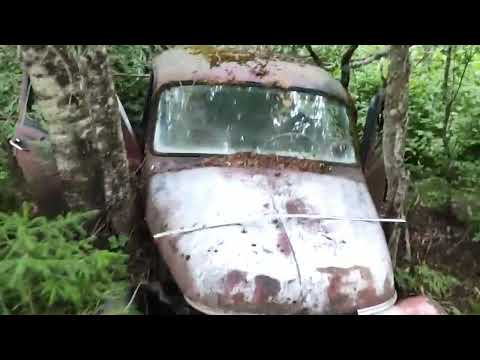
[[360, 89, 387, 214], [10, 72, 67, 216], [11, 71, 143, 216]]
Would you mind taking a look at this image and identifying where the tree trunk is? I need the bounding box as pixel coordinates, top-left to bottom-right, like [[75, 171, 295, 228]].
[[21, 45, 103, 210], [340, 45, 358, 89], [79, 46, 135, 234], [441, 45, 453, 161], [20, 45, 135, 234], [382, 45, 411, 267]]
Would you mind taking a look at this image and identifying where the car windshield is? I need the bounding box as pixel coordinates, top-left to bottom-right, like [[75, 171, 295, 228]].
[[153, 84, 357, 164]]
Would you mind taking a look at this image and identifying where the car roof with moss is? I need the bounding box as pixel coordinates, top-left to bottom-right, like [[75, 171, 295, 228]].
[[151, 46, 350, 104]]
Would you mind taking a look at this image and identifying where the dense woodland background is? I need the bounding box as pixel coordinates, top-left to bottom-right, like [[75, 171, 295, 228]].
[[0, 45, 479, 315]]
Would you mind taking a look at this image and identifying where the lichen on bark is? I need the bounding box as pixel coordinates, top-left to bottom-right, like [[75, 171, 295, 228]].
[[21, 45, 135, 234], [21, 45, 102, 210], [79, 45, 135, 233], [382, 45, 411, 266]]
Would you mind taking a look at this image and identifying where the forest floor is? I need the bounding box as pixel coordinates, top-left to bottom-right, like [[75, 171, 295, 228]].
[[397, 207, 480, 314]]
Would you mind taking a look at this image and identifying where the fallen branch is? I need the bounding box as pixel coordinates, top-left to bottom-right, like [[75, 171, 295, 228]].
[[124, 281, 146, 312]]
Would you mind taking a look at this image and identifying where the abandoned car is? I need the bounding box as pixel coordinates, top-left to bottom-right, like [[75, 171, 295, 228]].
[[11, 47, 445, 315]]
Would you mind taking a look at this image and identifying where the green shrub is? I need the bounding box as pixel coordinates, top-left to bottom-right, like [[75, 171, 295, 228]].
[[0, 203, 130, 315], [413, 177, 451, 211], [0, 45, 22, 184], [108, 45, 158, 124], [395, 264, 460, 299]]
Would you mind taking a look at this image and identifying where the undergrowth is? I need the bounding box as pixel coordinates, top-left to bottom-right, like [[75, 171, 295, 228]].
[[395, 264, 463, 314], [396, 264, 460, 299], [0, 203, 134, 315]]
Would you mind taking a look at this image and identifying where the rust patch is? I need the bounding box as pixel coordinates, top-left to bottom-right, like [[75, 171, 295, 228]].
[[231, 293, 245, 305], [286, 198, 308, 214], [277, 232, 292, 256], [326, 271, 356, 313], [316, 266, 393, 314], [355, 267, 386, 309], [224, 270, 248, 295], [253, 275, 281, 303], [249, 60, 269, 77], [145, 153, 361, 182], [200, 152, 332, 174]]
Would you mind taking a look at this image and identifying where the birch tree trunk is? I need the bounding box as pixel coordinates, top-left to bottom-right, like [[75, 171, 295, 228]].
[[382, 45, 411, 267], [20, 45, 135, 234], [21, 45, 103, 210], [78, 46, 135, 234]]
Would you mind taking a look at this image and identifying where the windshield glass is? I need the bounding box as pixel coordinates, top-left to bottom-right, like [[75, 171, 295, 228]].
[[153, 85, 357, 164]]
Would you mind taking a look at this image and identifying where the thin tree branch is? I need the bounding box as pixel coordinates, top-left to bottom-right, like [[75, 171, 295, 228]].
[[340, 45, 358, 88], [124, 281, 147, 311], [443, 47, 474, 160], [305, 45, 323, 67], [441, 46, 453, 159], [415, 46, 434, 67], [351, 47, 390, 69], [451, 51, 473, 105], [442, 46, 453, 104]]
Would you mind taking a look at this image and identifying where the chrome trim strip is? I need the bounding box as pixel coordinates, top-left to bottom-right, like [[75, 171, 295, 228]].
[[357, 291, 398, 315], [153, 214, 406, 239], [185, 292, 399, 316], [117, 96, 135, 137], [184, 296, 257, 315]]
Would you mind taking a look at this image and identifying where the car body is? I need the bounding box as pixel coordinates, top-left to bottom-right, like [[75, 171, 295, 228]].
[[11, 46, 445, 315]]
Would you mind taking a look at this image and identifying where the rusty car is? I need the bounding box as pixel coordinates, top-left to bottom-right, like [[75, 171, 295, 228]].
[[11, 46, 445, 315]]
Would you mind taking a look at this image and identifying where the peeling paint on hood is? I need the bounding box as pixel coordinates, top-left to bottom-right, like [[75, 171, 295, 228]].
[[145, 165, 395, 314]]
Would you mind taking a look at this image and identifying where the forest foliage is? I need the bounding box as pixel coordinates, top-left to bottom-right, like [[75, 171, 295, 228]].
[[0, 45, 479, 314], [0, 204, 131, 314]]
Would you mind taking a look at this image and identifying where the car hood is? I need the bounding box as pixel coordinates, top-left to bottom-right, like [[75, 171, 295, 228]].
[[145, 165, 395, 314]]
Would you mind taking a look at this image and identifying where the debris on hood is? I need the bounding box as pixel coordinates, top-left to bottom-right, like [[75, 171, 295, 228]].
[[200, 152, 333, 174]]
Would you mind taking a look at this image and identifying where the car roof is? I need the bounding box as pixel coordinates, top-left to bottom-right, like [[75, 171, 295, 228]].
[[151, 46, 350, 104]]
